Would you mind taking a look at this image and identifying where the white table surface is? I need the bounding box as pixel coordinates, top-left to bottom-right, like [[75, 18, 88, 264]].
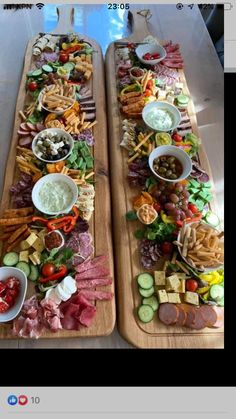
[[0, 4, 224, 349]]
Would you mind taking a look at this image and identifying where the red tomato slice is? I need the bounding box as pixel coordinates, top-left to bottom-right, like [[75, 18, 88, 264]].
[[0, 299, 9, 313], [0, 282, 6, 295], [5, 277, 20, 290]]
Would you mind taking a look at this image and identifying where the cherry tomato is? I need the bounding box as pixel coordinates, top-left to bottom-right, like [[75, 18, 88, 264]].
[[152, 53, 160, 59], [41, 263, 56, 277], [0, 299, 9, 313], [4, 277, 20, 290], [186, 279, 198, 292], [188, 204, 198, 214], [153, 202, 161, 212], [172, 133, 182, 143], [59, 52, 69, 63], [145, 89, 152, 97], [143, 53, 151, 60], [146, 80, 153, 89], [6, 288, 19, 299], [0, 282, 6, 295], [4, 294, 14, 307], [28, 81, 38, 92], [161, 242, 173, 254]]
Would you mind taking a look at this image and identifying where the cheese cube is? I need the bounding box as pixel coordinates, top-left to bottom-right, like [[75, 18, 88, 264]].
[[176, 273, 187, 280], [157, 289, 168, 304], [32, 251, 41, 265], [38, 229, 47, 240], [184, 291, 199, 306], [176, 279, 186, 294], [19, 251, 29, 263], [26, 233, 38, 247], [20, 240, 30, 250], [29, 254, 37, 265], [167, 293, 181, 304], [154, 271, 166, 287], [32, 237, 44, 252], [84, 70, 92, 80], [166, 275, 180, 292]]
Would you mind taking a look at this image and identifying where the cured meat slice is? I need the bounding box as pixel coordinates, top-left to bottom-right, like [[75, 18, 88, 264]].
[[181, 304, 197, 328], [60, 293, 97, 330], [199, 305, 218, 327], [175, 305, 187, 327], [188, 307, 207, 330], [76, 277, 112, 289], [74, 254, 108, 271], [40, 298, 62, 332], [198, 173, 210, 183], [79, 290, 113, 301], [77, 306, 96, 327], [212, 306, 224, 328], [158, 303, 179, 325], [75, 265, 110, 280]]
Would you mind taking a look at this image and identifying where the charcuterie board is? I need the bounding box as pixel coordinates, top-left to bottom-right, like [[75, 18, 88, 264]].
[[105, 8, 223, 348], [0, 7, 115, 339]]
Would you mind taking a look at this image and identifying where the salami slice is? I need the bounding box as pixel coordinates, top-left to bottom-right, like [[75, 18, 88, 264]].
[[199, 305, 217, 327], [175, 305, 187, 327], [159, 303, 179, 325], [198, 173, 210, 183]]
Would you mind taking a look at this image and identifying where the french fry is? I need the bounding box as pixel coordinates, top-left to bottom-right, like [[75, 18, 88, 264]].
[[7, 224, 28, 244]]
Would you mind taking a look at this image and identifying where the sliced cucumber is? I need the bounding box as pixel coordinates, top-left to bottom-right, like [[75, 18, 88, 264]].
[[42, 64, 53, 73], [142, 296, 159, 311], [27, 70, 35, 77], [137, 273, 154, 290], [63, 62, 75, 71], [3, 252, 19, 266], [28, 264, 39, 282], [210, 284, 224, 302], [32, 69, 43, 77], [16, 261, 30, 277], [138, 305, 154, 323], [204, 211, 220, 228], [217, 297, 224, 307], [139, 286, 155, 298]]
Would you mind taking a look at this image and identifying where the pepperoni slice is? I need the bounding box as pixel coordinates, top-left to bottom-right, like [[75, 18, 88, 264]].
[[159, 303, 179, 325], [199, 305, 217, 327], [175, 305, 187, 327]]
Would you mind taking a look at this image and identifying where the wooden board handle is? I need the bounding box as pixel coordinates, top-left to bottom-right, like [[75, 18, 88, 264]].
[[128, 8, 151, 40], [50, 5, 74, 34]]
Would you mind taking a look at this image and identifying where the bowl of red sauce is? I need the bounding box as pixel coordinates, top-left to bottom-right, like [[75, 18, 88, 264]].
[[44, 230, 65, 252]]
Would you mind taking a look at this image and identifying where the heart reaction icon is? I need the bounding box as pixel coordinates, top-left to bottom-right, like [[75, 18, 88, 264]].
[[18, 395, 28, 406]]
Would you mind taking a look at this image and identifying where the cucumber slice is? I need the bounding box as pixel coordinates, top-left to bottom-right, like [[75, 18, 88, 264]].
[[139, 286, 155, 298], [3, 252, 19, 266], [217, 297, 224, 307], [63, 62, 75, 71], [138, 305, 154, 323], [16, 261, 30, 277], [28, 264, 39, 282], [210, 284, 224, 302], [42, 64, 53, 73], [142, 296, 159, 311], [32, 69, 43, 77], [27, 70, 35, 77], [204, 211, 220, 228], [137, 273, 154, 289]]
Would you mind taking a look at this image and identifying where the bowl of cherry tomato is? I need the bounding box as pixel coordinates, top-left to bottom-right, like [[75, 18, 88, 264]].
[[136, 43, 166, 65], [0, 267, 27, 322]]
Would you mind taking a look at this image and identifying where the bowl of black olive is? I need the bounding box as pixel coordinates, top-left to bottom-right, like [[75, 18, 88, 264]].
[[149, 145, 192, 182], [32, 128, 74, 163]]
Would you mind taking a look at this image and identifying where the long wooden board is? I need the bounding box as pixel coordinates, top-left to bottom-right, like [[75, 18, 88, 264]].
[[0, 7, 115, 339], [105, 8, 223, 348]]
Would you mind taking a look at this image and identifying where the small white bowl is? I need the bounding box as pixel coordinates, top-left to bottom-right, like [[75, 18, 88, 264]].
[[38, 85, 76, 115], [149, 145, 192, 183], [32, 173, 78, 216], [32, 128, 74, 163], [0, 267, 27, 323], [136, 43, 166, 65], [129, 66, 147, 81], [44, 229, 65, 252], [142, 101, 181, 133]]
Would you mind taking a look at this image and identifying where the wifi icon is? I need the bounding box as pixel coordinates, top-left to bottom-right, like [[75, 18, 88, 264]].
[[36, 3, 44, 9]]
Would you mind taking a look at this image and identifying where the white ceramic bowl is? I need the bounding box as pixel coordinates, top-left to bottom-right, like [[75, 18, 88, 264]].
[[177, 221, 224, 273], [38, 85, 76, 115], [129, 66, 147, 81], [149, 145, 192, 183], [32, 173, 78, 216], [44, 229, 65, 252], [135, 43, 166, 65], [142, 101, 181, 133], [32, 128, 74, 163], [0, 267, 27, 323]]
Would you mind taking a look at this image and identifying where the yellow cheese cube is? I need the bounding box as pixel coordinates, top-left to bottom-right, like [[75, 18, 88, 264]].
[[84, 70, 92, 80], [154, 271, 166, 287], [166, 275, 180, 292], [29, 254, 37, 265], [26, 233, 38, 247], [184, 291, 199, 306], [167, 293, 181, 304], [20, 240, 30, 250], [157, 289, 168, 304], [32, 251, 41, 265], [19, 251, 29, 263], [176, 279, 186, 294], [32, 237, 44, 252], [176, 273, 187, 280], [86, 55, 92, 63]]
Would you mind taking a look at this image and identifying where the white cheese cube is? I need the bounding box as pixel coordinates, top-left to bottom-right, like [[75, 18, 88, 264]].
[[166, 275, 181, 292], [176, 279, 186, 294], [167, 293, 181, 304], [154, 271, 166, 287], [157, 289, 168, 304], [184, 291, 199, 306], [31, 251, 41, 265], [19, 251, 29, 263], [32, 237, 44, 252], [26, 233, 38, 247], [20, 240, 30, 250]]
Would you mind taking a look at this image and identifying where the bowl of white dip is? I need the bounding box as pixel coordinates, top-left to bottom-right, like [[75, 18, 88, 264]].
[[32, 173, 78, 215], [142, 101, 181, 132]]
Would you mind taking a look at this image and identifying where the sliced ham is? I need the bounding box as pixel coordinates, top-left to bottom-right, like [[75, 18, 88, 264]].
[[12, 296, 44, 339], [18, 137, 33, 147], [75, 265, 110, 280], [40, 298, 62, 333], [79, 290, 113, 301], [60, 293, 97, 330], [77, 306, 96, 327], [76, 277, 112, 289]]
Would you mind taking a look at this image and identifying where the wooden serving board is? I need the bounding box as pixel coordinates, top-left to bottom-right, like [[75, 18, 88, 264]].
[[0, 6, 115, 339], [105, 8, 223, 348]]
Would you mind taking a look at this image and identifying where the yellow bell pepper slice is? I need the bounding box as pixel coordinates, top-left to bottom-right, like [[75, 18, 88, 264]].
[[161, 210, 174, 224], [197, 286, 210, 295], [120, 83, 141, 96]]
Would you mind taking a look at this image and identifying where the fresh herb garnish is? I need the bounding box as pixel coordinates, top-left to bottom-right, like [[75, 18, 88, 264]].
[[126, 210, 138, 221]]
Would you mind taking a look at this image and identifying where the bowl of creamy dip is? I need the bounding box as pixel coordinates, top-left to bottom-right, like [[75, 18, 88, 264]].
[[142, 101, 181, 132], [32, 173, 78, 215]]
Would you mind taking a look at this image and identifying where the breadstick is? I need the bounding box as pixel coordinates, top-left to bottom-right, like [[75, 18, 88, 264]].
[[7, 224, 28, 244], [0, 216, 33, 226]]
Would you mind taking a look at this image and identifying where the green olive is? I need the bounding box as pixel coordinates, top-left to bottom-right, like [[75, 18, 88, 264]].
[[170, 173, 177, 179], [166, 170, 172, 177]]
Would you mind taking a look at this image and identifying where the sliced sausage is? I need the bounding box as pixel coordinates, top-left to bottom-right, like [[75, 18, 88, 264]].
[[212, 306, 224, 328], [159, 303, 179, 325], [20, 122, 31, 131], [26, 122, 36, 131], [181, 304, 197, 328], [18, 136, 33, 147], [175, 305, 187, 327], [189, 307, 207, 330], [199, 305, 217, 327]]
